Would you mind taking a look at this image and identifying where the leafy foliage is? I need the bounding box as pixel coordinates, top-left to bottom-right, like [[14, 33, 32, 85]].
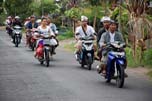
[[65, 7, 82, 19], [4, 0, 33, 19]]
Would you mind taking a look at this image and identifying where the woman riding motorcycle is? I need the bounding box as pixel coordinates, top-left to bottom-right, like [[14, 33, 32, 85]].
[[34, 17, 56, 58]]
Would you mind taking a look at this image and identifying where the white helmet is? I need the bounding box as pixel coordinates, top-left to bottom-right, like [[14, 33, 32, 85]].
[[100, 16, 111, 22], [15, 16, 20, 19], [36, 19, 41, 23], [7, 16, 12, 19], [81, 15, 88, 22]]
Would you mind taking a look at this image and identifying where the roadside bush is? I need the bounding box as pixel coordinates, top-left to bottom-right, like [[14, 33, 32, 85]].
[[58, 28, 74, 40]]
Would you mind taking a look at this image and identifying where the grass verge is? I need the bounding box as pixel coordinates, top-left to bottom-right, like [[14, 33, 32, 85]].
[[147, 70, 152, 80]]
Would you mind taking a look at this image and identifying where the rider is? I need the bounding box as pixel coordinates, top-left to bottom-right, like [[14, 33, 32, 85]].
[[97, 16, 111, 47], [12, 16, 22, 27], [26, 15, 38, 46], [97, 20, 124, 75], [26, 15, 38, 29], [6, 16, 13, 35], [34, 17, 56, 58], [97, 16, 111, 59], [47, 17, 59, 54], [75, 15, 96, 59], [12, 16, 22, 42]]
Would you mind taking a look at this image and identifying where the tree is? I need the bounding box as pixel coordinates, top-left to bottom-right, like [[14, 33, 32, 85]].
[[125, 0, 152, 63], [0, 0, 3, 14], [4, 0, 33, 19], [84, 0, 101, 29]]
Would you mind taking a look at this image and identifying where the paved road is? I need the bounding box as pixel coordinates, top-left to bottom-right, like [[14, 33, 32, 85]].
[[0, 30, 152, 101]]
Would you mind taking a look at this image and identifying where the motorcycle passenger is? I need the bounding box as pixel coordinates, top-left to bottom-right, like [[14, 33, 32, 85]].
[[12, 16, 22, 42], [47, 17, 59, 54], [97, 16, 111, 47], [6, 16, 13, 35], [34, 17, 56, 58], [97, 20, 124, 75], [97, 16, 111, 60], [74, 15, 97, 59], [24, 17, 30, 27], [26, 15, 38, 46], [36, 19, 42, 26]]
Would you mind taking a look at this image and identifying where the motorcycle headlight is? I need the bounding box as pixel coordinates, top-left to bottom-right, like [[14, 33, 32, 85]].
[[111, 52, 125, 58]]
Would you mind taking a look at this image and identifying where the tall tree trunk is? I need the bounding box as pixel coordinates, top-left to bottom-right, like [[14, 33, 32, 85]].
[[93, 6, 97, 30]]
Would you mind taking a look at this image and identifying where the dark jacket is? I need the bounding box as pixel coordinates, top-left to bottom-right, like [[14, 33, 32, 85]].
[[13, 20, 22, 27], [97, 28, 106, 46], [26, 21, 38, 29]]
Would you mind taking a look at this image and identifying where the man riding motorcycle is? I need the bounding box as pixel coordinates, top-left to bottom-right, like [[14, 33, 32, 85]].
[[97, 20, 127, 76], [74, 15, 97, 59], [26, 15, 38, 46], [12, 16, 22, 43]]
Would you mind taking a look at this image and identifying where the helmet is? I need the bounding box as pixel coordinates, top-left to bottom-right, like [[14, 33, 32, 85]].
[[31, 15, 36, 18], [100, 16, 111, 22], [110, 20, 118, 25], [36, 19, 41, 23], [15, 16, 20, 19], [81, 15, 88, 22], [7, 16, 12, 19]]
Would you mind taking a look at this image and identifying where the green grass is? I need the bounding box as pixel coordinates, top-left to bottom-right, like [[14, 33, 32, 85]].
[[63, 42, 75, 52], [147, 70, 152, 80], [143, 49, 152, 66], [58, 28, 74, 41], [125, 47, 140, 67], [125, 47, 152, 68]]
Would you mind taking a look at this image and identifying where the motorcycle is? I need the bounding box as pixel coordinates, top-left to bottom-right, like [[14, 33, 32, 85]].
[[12, 25, 22, 47], [26, 28, 38, 51], [36, 34, 57, 67], [75, 36, 94, 70], [102, 41, 127, 88], [30, 30, 39, 51]]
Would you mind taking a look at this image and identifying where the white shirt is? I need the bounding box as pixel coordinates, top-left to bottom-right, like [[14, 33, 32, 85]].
[[24, 21, 29, 27], [75, 25, 95, 38], [37, 25, 54, 36], [109, 32, 115, 43], [6, 19, 11, 25]]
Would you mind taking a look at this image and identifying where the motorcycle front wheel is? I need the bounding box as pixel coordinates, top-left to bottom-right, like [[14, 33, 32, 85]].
[[44, 49, 50, 67], [116, 65, 125, 88], [15, 36, 19, 47], [87, 56, 93, 70]]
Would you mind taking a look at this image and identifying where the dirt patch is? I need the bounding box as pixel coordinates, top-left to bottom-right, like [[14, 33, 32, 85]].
[[0, 26, 5, 30], [60, 38, 75, 47], [127, 67, 151, 79]]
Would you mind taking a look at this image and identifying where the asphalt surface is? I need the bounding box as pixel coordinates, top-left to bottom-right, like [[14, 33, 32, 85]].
[[0, 30, 152, 101]]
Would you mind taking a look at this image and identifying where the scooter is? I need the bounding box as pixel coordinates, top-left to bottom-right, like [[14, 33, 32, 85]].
[[36, 34, 57, 67], [12, 25, 22, 47], [75, 36, 94, 70]]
